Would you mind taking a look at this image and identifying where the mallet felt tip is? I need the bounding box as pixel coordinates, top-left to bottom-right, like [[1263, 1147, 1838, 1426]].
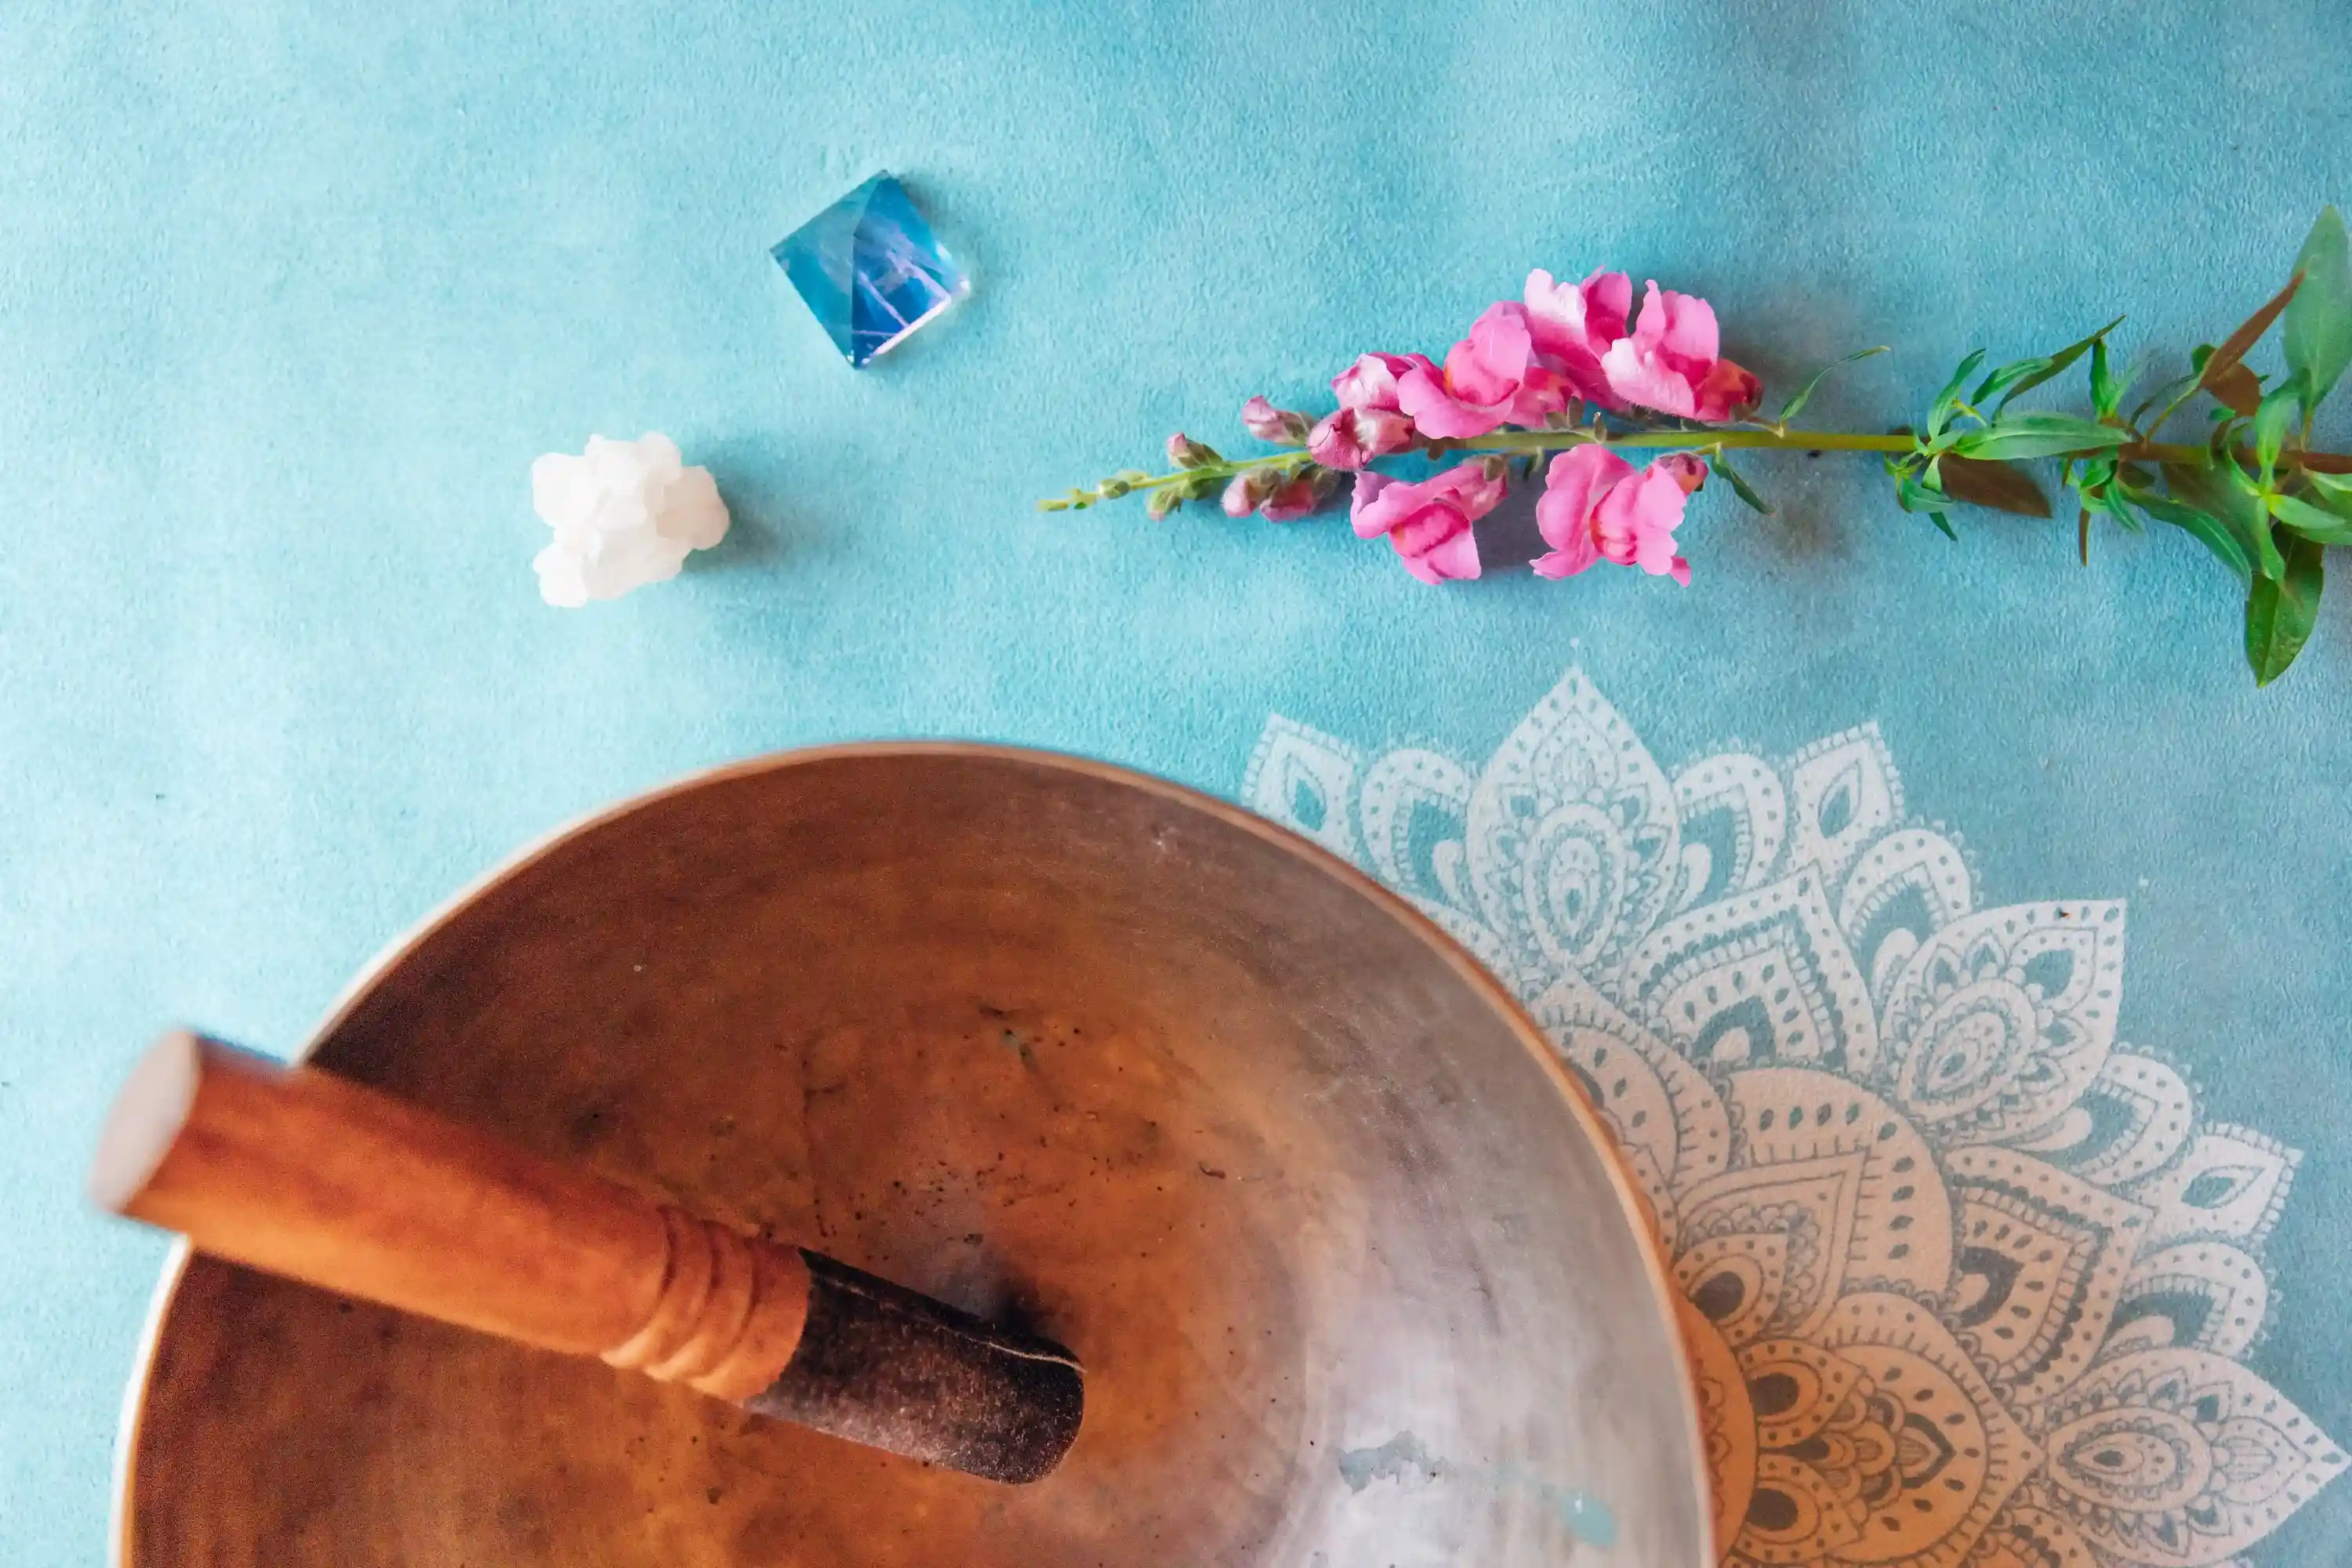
[[88, 1032, 1083, 1485]]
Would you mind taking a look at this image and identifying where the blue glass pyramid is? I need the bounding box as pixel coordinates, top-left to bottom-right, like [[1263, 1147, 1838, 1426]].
[[773, 173, 967, 367]]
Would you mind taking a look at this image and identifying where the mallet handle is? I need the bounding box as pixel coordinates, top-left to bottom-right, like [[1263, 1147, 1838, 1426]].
[[89, 1030, 810, 1401]]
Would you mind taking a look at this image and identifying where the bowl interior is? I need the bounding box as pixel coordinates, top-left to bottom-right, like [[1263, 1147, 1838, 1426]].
[[120, 748, 1708, 1567]]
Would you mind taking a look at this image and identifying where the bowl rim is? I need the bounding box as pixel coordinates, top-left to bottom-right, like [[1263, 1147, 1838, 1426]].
[[110, 741, 1716, 1567]]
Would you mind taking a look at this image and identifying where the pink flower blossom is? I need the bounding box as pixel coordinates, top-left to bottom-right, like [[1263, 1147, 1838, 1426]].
[[1307, 405, 1416, 470], [1531, 445, 1704, 585], [1260, 475, 1322, 522], [1523, 267, 1632, 405], [1598, 281, 1761, 421], [1334, 351, 1438, 412], [1396, 304, 1570, 438], [1349, 461, 1503, 584]]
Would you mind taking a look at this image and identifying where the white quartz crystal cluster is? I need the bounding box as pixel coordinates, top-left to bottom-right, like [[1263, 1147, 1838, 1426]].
[[530, 434, 729, 606]]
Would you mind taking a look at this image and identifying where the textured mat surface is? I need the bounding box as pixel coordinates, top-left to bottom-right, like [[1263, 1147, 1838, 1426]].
[[4, 2, 2349, 1561]]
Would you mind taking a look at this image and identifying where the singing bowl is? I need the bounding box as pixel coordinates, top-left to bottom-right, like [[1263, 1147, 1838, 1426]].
[[114, 746, 1711, 1566]]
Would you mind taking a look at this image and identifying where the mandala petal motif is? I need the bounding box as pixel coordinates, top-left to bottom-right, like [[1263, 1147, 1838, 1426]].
[[1693, 1068, 1951, 1319], [2003, 1051, 2196, 1189], [1740, 1336, 1872, 1450], [1817, 1292, 2044, 1567], [1962, 1501, 2101, 1567], [1878, 903, 2125, 1143], [1627, 869, 1881, 1076], [2105, 1241, 2270, 1361], [2028, 1348, 2349, 1567], [1681, 1292, 1761, 1560], [1239, 667, 2342, 1568], [1529, 975, 1730, 1250], [1357, 746, 1477, 916], [1838, 828, 1975, 1005], [1785, 725, 1904, 888], [2130, 1127, 2299, 1250], [1464, 668, 1680, 993], [1241, 715, 1363, 862], [1738, 1450, 1870, 1562], [1942, 1145, 2153, 1409], [1673, 751, 1791, 914], [1681, 1233, 1795, 1350]]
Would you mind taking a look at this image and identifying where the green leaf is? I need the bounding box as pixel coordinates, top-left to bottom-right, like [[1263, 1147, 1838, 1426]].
[[2131, 368, 2201, 431], [1927, 350, 1987, 440], [1895, 471, 1943, 510], [2269, 492, 2352, 543], [2304, 468, 2352, 513], [2284, 205, 2352, 415], [2089, 336, 2126, 418], [2163, 458, 2281, 578], [1970, 354, 2050, 411], [2091, 483, 2143, 531], [2245, 532, 2325, 685], [1776, 345, 1888, 426], [1947, 414, 2132, 460], [1712, 450, 1774, 514], [2119, 480, 2254, 583], [1937, 455, 2053, 517], [2255, 379, 2301, 485], [1976, 317, 2124, 413], [1893, 471, 1958, 537], [2203, 271, 2304, 401], [2227, 461, 2291, 579]]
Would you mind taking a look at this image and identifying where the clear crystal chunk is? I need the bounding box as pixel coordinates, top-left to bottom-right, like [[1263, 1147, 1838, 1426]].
[[773, 172, 967, 367]]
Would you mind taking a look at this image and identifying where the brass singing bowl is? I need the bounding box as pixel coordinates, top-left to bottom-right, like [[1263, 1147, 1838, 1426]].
[[115, 747, 1711, 1566]]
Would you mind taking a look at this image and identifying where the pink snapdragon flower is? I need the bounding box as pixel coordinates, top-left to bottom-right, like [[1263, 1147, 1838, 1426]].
[[1349, 461, 1503, 583], [1598, 281, 1761, 421], [1334, 351, 1438, 412], [1396, 304, 1570, 438], [1523, 267, 1632, 405], [1308, 405, 1416, 470], [1532, 445, 1705, 584]]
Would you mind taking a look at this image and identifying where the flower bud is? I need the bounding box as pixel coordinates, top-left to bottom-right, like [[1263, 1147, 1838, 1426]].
[[1260, 475, 1325, 523], [1166, 433, 1221, 468], [1657, 452, 1709, 495], [1223, 466, 1283, 517], [1146, 486, 1183, 521], [1242, 395, 1313, 445]]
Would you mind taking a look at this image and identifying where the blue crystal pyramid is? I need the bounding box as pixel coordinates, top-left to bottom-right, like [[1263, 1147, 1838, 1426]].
[[773, 173, 967, 367]]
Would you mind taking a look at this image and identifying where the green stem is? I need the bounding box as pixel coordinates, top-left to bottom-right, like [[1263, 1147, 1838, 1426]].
[[1449, 428, 1916, 455], [1137, 451, 1310, 491], [1050, 423, 2352, 510], [1450, 427, 2352, 468]]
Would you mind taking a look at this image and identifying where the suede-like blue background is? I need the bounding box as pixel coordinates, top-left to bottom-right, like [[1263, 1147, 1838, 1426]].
[[5, 2, 2350, 1560]]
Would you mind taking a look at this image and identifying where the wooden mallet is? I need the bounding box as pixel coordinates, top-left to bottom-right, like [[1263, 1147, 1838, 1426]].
[[88, 1031, 1085, 1485]]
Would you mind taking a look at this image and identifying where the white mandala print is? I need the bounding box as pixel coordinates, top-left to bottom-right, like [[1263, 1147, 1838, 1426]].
[[1241, 667, 2344, 1568]]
